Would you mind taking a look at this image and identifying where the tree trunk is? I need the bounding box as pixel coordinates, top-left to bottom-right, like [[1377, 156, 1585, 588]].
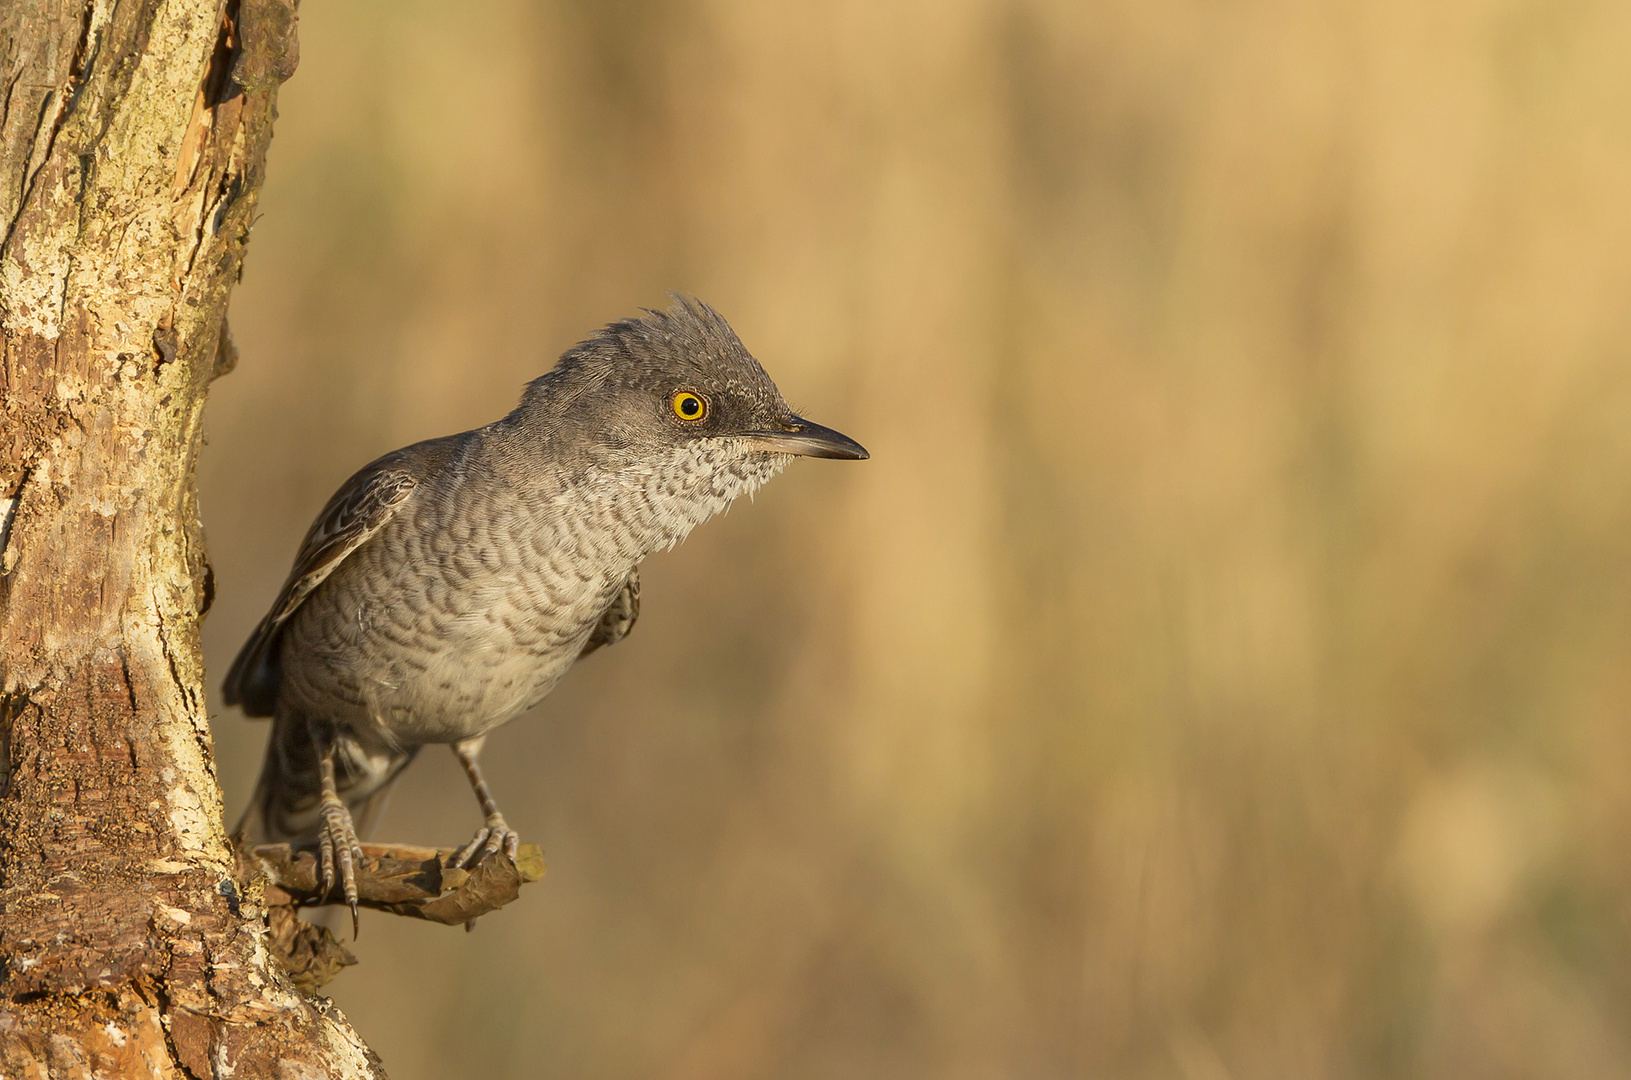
[[0, 2, 385, 1075]]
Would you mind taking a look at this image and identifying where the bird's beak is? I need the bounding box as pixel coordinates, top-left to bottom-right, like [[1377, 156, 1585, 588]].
[[740, 416, 869, 460]]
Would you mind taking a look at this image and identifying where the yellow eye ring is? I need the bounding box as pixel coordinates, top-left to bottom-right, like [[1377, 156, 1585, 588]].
[[671, 391, 708, 423]]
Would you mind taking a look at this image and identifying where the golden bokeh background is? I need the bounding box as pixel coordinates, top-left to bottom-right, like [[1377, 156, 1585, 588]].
[[199, 0, 1631, 1075]]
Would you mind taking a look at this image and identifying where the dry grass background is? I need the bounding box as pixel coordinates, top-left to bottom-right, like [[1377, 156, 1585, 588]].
[[198, 0, 1631, 1075]]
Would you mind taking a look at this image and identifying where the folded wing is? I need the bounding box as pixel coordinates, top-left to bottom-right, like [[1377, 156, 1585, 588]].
[[222, 459, 419, 716], [578, 566, 640, 657]]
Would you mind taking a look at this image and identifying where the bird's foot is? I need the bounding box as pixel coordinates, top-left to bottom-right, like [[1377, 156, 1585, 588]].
[[452, 814, 521, 869], [317, 794, 366, 936]]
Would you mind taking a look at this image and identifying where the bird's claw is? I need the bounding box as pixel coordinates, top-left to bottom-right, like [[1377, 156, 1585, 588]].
[[317, 795, 365, 935], [453, 816, 520, 869]]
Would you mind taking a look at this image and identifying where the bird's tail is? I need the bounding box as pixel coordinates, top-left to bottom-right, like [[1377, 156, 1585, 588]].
[[236, 709, 417, 846]]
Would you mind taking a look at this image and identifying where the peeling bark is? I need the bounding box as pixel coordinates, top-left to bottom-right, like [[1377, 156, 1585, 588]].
[[0, 1, 386, 1075]]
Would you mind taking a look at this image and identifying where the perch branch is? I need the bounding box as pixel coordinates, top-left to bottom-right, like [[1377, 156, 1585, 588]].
[[245, 840, 547, 922], [238, 840, 546, 992]]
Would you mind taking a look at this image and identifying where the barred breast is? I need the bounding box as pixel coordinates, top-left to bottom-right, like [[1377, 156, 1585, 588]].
[[278, 474, 623, 747], [274, 437, 785, 751]]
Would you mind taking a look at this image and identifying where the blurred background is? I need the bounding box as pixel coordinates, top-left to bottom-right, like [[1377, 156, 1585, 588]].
[[199, 0, 1631, 1075]]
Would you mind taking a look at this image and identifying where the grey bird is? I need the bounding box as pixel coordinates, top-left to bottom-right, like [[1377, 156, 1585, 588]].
[[223, 297, 866, 925]]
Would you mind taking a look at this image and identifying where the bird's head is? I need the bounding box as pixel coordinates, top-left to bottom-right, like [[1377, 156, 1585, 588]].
[[513, 296, 869, 470]]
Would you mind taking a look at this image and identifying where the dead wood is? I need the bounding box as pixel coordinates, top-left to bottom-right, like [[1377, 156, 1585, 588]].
[[245, 841, 547, 922], [236, 841, 547, 991]]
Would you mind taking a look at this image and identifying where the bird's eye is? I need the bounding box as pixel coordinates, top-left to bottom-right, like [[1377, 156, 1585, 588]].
[[671, 391, 708, 422]]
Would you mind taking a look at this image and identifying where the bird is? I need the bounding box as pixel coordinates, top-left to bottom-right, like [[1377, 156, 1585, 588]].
[[222, 297, 867, 927]]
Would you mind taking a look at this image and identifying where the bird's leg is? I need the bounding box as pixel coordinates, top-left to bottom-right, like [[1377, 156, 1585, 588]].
[[310, 722, 365, 935], [450, 736, 521, 867]]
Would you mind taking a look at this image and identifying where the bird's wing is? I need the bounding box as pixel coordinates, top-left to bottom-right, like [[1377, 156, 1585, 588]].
[[578, 566, 641, 658], [222, 459, 420, 715]]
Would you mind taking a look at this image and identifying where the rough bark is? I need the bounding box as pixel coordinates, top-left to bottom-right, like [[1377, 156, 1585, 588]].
[[0, 1, 385, 1076]]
